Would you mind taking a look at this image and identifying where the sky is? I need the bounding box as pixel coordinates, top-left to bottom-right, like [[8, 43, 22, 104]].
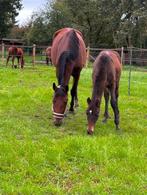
[[16, 0, 46, 26]]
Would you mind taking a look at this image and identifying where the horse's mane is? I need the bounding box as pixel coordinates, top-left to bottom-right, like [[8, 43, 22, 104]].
[[58, 29, 79, 85]]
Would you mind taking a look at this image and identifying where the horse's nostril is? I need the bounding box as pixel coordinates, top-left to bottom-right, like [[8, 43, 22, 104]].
[[54, 120, 62, 126], [87, 129, 93, 135]]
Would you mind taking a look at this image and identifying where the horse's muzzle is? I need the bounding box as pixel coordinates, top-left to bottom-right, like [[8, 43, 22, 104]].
[[54, 118, 63, 126], [87, 124, 94, 135]]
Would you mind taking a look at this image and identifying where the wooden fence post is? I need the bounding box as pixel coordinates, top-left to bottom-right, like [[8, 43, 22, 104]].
[[128, 47, 133, 96], [1, 43, 5, 64], [121, 46, 124, 65], [33, 44, 36, 67], [86, 46, 90, 68]]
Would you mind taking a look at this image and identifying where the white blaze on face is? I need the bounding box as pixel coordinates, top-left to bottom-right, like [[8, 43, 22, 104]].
[[89, 110, 92, 114]]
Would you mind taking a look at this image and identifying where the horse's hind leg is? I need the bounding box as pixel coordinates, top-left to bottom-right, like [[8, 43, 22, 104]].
[[69, 68, 81, 112], [17, 57, 21, 68], [110, 85, 120, 130], [103, 88, 110, 123]]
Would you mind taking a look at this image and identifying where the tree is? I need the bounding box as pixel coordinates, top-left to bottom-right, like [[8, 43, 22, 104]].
[[0, 0, 22, 38], [12, 0, 147, 48]]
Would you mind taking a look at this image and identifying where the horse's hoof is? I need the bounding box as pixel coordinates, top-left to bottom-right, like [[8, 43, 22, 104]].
[[102, 118, 107, 123]]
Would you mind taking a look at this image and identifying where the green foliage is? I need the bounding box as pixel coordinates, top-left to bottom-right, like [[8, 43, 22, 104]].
[[20, 0, 147, 47], [0, 64, 147, 193], [0, 0, 22, 37]]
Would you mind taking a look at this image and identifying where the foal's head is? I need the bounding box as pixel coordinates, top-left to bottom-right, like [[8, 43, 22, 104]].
[[86, 97, 100, 135], [52, 83, 68, 126]]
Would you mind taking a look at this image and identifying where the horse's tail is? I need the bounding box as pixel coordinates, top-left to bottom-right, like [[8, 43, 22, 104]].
[[58, 30, 79, 85]]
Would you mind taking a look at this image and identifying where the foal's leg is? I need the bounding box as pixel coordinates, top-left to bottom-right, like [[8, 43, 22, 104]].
[[110, 85, 120, 130], [69, 68, 81, 112], [103, 88, 110, 123]]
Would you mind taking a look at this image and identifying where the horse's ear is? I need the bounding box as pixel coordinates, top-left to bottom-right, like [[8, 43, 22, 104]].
[[87, 97, 91, 105], [53, 83, 57, 91], [65, 85, 69, 92]]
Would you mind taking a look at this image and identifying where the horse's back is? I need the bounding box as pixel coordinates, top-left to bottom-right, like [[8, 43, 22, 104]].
[[93, 50, 122, 84], [51, 28, 87, 67]]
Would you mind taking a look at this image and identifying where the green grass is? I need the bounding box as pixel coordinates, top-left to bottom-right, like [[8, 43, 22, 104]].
[[0, 64, 147, 194]]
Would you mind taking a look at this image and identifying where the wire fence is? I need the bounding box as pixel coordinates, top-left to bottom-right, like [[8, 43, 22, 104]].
[[0, 44, 147, 95]]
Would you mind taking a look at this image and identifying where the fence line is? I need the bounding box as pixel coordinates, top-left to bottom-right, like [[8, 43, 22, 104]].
[[0, 44, 147, 96]]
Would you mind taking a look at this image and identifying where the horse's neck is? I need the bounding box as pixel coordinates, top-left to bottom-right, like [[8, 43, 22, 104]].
[[58, 63, 73, 86], [92, 77, 105, 102]]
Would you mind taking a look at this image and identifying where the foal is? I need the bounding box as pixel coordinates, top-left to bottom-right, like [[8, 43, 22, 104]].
[[86, 51, 122, 134]]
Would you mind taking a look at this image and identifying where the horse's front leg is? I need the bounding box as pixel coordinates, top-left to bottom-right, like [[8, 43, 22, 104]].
[[69, 68, 81, 112], [12, 56, 15, 68]]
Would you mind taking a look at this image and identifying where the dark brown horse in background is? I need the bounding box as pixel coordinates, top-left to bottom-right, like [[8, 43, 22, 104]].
[[86, 51, 122, 134], [51, 28, 87, 126], [46, 46, 52, 65], [6, 46, 24, 68]]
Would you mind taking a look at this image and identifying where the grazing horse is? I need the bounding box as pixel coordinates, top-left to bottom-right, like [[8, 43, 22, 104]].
[[51, 28, 87, 126], [86, 51, 122, 135], [6, 46, 24, 68], [46, 46, 52, 65]]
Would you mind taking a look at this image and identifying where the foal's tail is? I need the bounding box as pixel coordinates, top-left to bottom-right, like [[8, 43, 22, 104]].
[[58, 30, 79, 85]]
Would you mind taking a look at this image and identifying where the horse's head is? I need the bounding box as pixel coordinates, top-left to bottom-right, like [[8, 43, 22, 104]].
[[52, 83, 68, 126], [86, 97, 100, 135]]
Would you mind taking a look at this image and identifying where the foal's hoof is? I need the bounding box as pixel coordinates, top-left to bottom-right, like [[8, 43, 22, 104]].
[[74, 100, 79, 107], [116, 125, 120, 130], [69, 107, 74, 112], [102, 118, 107, 123]]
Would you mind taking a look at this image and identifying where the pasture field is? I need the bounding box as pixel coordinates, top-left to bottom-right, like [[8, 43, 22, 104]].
[[0, 63, 147, 194]]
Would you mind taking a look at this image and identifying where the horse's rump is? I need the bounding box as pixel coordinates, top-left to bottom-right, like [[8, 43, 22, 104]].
[[8, 47, 18, 56], [51, 28, 87, 67], [46, 47, 51, 57], [93, 51, 122, 85], [17, 48, 23, 57]]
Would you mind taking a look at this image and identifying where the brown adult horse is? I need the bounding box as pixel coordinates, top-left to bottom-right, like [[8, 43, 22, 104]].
[[6, 46, 24, 68], [51, 28, 87, 126], [86, 50, 122, 134], [46, 46, 52, 65]]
